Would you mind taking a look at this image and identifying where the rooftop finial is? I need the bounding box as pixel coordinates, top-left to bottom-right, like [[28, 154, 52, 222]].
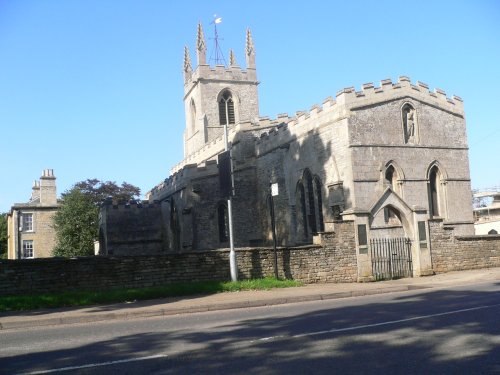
[[229, 49, 238, 66], [246, 28, 255, 69], [196, 22, 206, 65]]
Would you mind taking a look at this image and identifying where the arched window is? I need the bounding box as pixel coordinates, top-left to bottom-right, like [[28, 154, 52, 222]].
[[384, 165, 400, 223], [385, 165, 397, 190], [217, 203, 229, 242], [296, 170, 325, 241], [190, 99, 197, 133], [488, 229, 498, 235], [170, 200, 181, 251], [296, 182, 308, 240], [314, 177, 325, 232], [218, 90, 235, 125], [429, 166, 441, 218], [304, 170, 317, 234]]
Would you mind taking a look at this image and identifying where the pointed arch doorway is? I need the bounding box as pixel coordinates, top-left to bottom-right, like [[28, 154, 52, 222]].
[[369, 190, 415, 280]]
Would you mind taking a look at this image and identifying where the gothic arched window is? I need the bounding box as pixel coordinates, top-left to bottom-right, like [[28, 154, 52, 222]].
[[217, 203, 229, 243], [190, 99, 197, 133], [385, 166, 396, 190], [429, 166, 441, 218], [304, 169, 317, 234], [314, 176, 325, 232], [170, 200, 181, 251], [384, 166, 400, 224], [296, 170, 325, 240], [218, 90, 235, 125], [296, 182, 308, 240]]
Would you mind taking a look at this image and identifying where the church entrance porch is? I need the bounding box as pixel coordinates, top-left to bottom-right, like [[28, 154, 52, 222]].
[[370, 237, 413, 280], [344, 187, 433, 282]]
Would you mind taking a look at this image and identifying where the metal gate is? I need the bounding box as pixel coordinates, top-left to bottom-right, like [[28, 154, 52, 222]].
[[370, 237, 413, 280]]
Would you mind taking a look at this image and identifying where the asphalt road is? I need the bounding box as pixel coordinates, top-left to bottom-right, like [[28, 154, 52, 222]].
[[1, 281, 500, 374]]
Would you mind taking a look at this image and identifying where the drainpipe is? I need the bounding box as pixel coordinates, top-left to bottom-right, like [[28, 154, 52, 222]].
[[17, 210, 22, 260]]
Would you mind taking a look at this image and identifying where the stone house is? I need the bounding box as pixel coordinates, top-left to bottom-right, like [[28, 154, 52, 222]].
[[7, 169, 59, 259], [100, 24, 475, 280]]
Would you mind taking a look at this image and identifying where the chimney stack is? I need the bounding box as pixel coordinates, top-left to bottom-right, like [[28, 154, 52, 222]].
[[39, 169, 57, 205]]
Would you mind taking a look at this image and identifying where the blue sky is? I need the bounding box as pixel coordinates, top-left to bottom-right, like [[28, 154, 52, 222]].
[[1, 0, 499, 212]]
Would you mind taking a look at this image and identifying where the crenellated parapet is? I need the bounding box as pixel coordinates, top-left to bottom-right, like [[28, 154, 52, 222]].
[[334, 76, 464, 115], [184, 64, 258, 96], [155, 76, 466, 198], [147, 160, 220, 201], [254, 76, 464, 155], [100, 198, 161, 210]]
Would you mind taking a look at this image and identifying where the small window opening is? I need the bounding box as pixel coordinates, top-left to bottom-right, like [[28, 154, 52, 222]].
[[219, 90, 235, 125], [218, 204, 229, 242]]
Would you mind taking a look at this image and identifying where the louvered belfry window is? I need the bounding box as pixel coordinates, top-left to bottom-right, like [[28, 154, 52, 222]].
[[219, 90, 235, 125]]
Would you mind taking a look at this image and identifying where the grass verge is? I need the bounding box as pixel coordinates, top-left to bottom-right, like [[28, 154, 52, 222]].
[[0, 277, 302, 312]]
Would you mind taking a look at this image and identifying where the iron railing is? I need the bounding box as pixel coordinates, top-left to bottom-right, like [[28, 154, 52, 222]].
[[370, 237, 413, 280]]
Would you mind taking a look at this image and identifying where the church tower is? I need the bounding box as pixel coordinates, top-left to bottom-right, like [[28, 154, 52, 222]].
[[182, 23, 259, 158]]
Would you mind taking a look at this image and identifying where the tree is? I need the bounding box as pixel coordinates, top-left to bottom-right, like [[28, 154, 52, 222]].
[[0, 212, 7, 259], [53, 180, 140, 257], [74, 179, 141, 204]]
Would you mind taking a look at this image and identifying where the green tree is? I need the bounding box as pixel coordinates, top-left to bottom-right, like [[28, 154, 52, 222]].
[[0, 212, 8, 259], [53, 180, 140, 257]]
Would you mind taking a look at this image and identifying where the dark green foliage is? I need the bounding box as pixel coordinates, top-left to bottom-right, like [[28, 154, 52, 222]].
[[52, 179, 140, 257], [74, 179, 141, 204], [52, 189, 98, 257], [0, 278, 302, 311], [0, 212, 7, 259]]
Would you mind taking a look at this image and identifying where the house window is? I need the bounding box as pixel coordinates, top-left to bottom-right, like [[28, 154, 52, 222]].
[[22, 240, 34, 258], [218, 90, 235, 125], [23, 213, 33, 232]]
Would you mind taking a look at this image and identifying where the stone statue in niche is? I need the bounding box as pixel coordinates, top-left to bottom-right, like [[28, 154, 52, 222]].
[[402, 104, 416, 144]]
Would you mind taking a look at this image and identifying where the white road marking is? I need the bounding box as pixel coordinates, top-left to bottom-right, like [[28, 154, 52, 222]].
[[21, 354, 169, 374], [18, 301, 500, 374], [256, 302, 500, 341]]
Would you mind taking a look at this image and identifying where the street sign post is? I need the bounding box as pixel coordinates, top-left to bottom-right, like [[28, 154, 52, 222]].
[[270, 183, 279, 279]]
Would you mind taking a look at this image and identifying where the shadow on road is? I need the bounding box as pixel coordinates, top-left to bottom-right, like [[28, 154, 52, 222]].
[[2, 285, 500, 374]]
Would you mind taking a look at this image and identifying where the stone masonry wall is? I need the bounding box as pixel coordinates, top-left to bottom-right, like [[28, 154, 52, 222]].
[[100, 201, 166, 255], [429, 220, 500, 272], [0, 222, 356, 297]]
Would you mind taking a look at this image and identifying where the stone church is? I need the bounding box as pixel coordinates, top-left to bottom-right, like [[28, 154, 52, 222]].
[[99, 23, 474, 279]]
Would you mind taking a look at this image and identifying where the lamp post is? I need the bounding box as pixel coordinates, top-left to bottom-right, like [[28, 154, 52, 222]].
[[223, 106, 237, 282]]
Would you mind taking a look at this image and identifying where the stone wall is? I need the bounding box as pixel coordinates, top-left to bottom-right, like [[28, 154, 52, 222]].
[[429, 220, 500, 272], [100, 201, 166, 255], [0, 222, 357, 297]]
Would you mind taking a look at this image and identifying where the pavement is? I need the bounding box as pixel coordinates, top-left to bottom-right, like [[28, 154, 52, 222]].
[[1, 267, 500, 331]]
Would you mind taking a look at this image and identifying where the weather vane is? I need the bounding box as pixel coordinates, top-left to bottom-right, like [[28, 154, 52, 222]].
[[209, 14, 227, 66]]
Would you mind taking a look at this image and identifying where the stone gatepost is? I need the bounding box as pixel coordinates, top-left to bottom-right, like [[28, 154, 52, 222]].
[[342, 209, 373, 282], [411, 206, 433, 276]]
